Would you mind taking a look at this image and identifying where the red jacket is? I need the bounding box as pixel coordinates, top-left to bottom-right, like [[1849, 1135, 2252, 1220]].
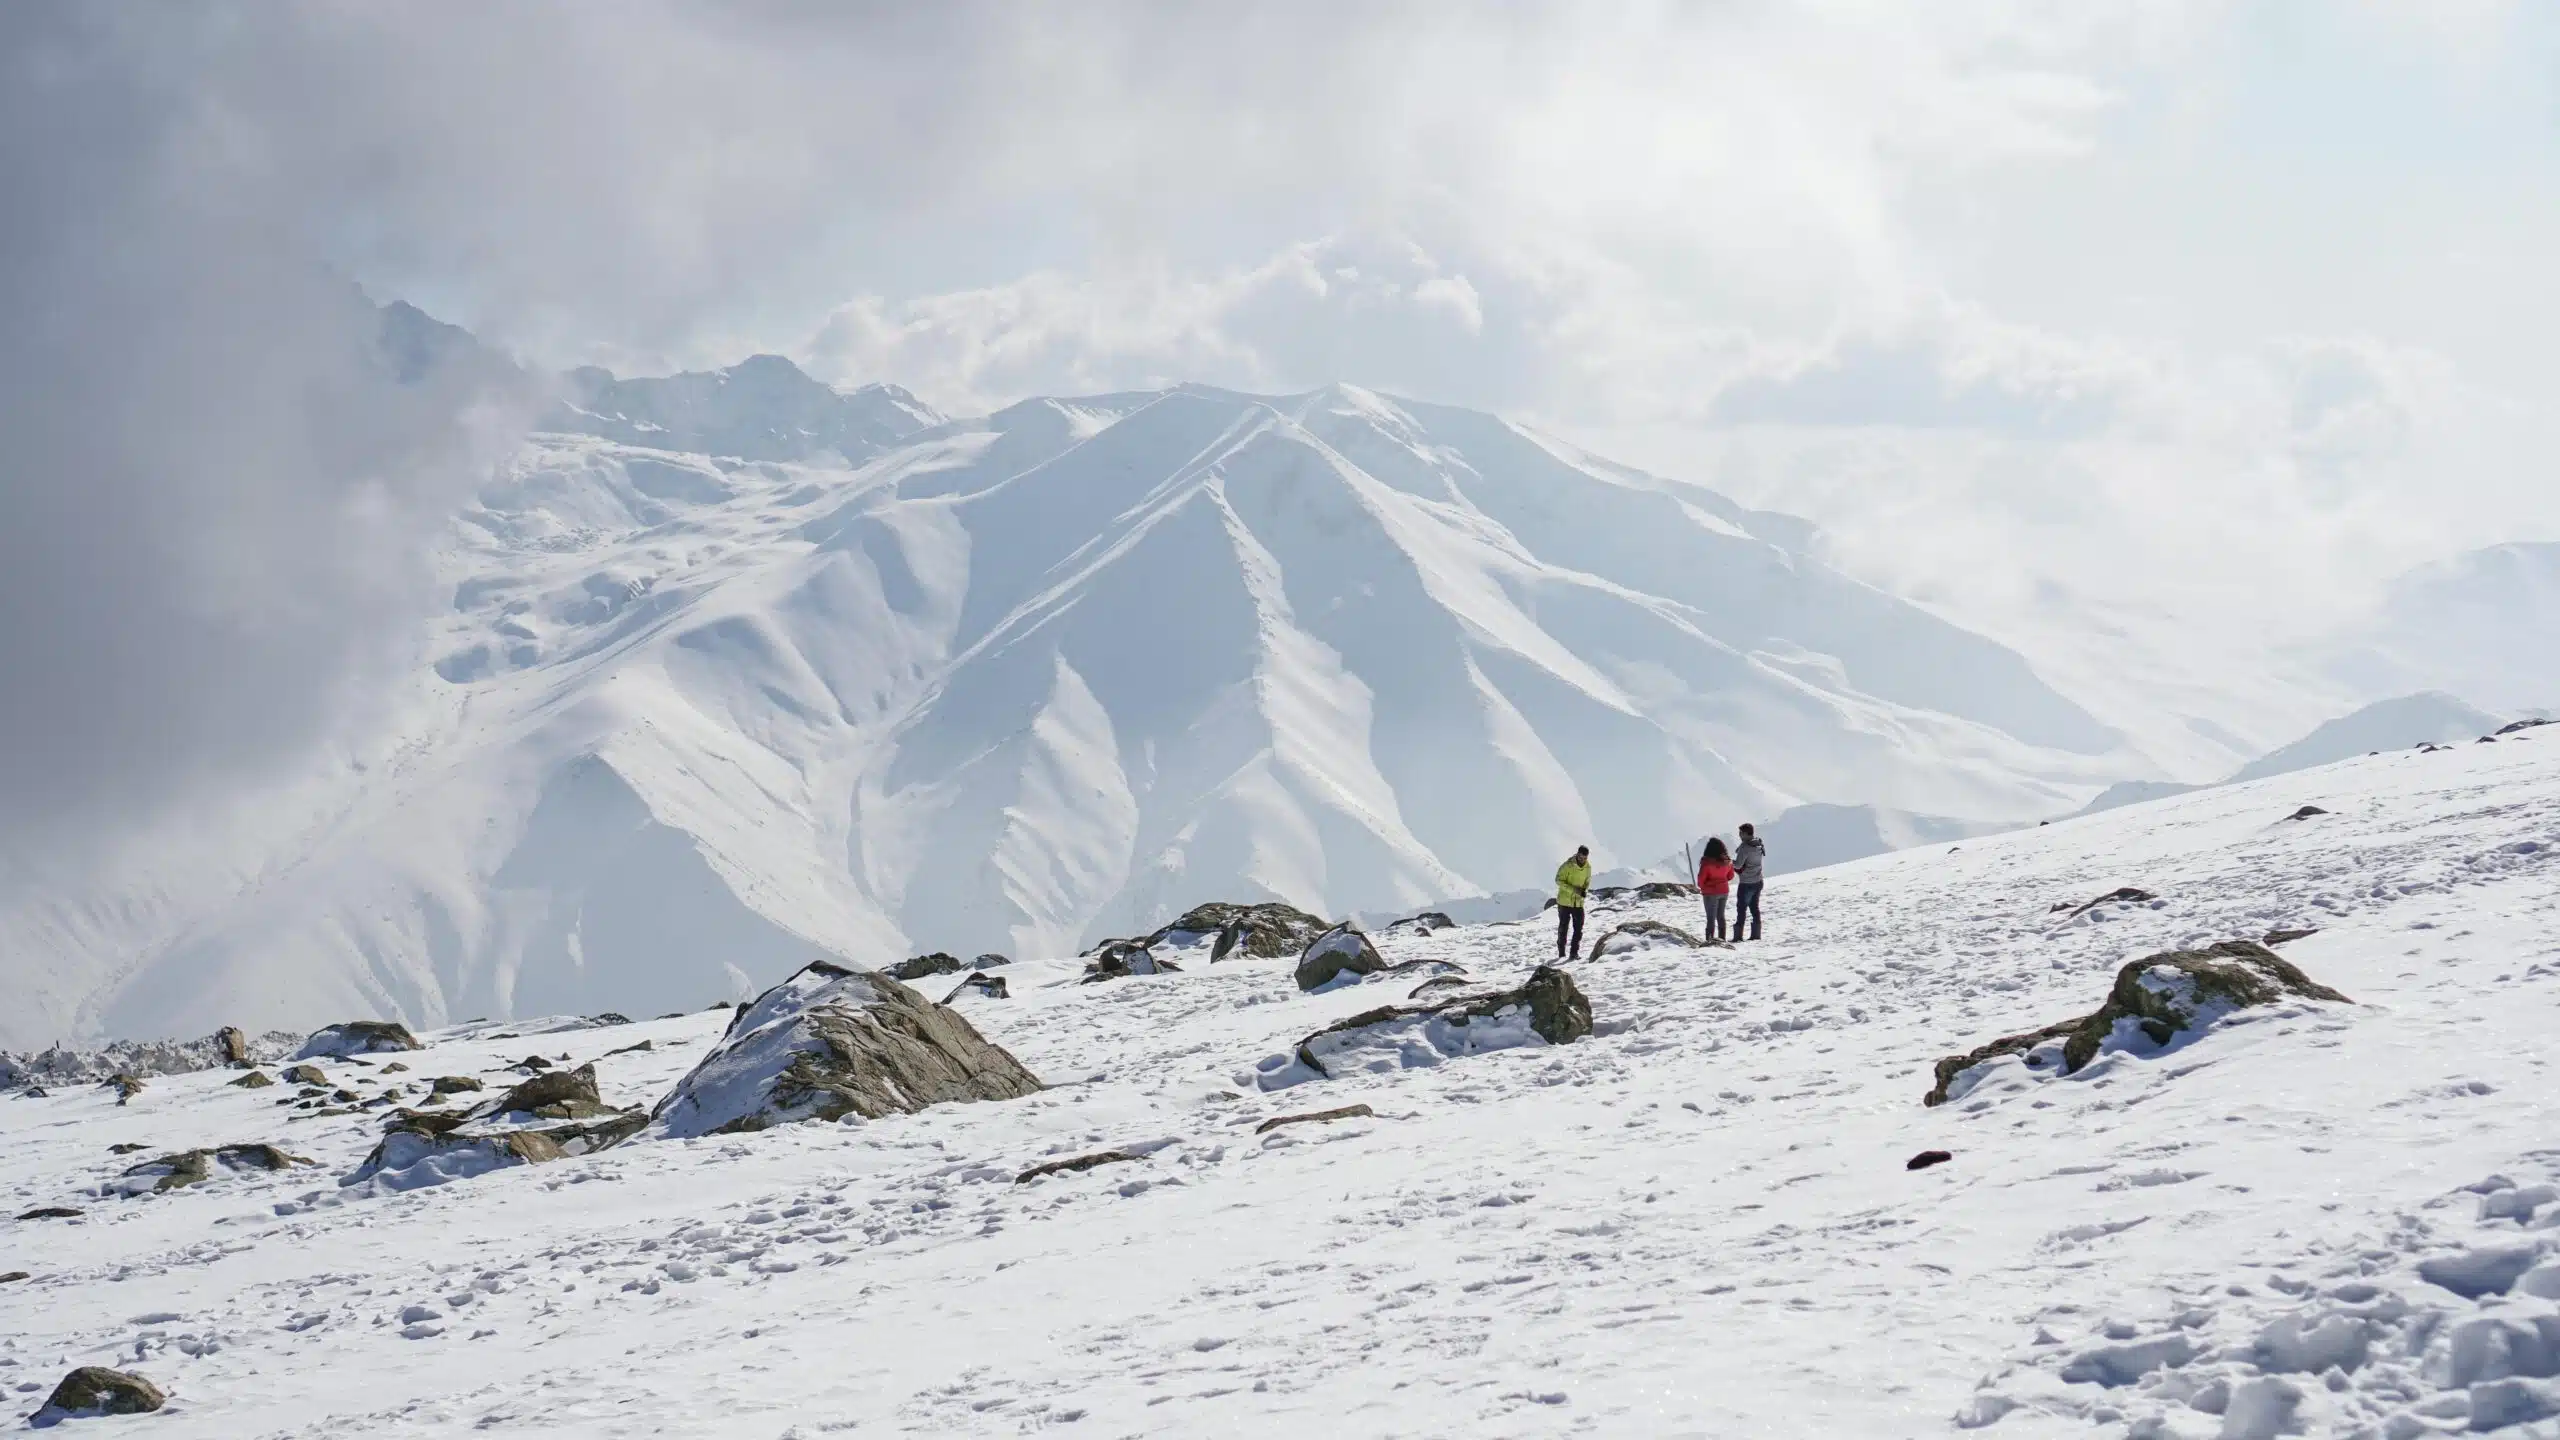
[[1697, 858, 1735, 896]]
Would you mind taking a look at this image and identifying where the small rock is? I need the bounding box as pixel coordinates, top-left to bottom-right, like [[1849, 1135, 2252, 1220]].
[[886, 952, 965, 981], [940, 972, 1010, 1003], [481, 1064, 603, 1119], [1382, 911, 1457, 937], [215, 1026, 251, 1067], [604, 1040, 655, 1057], [1293, 924, 1386, 991], [1255, 1104, 1376, 1135], [429, 1076, 485, 1095], [230, 1070, 276, 1089], [1082, 940, 1179, 982], [0, 1271, 27, 1283], [115, 1143, 310, 1195], [2261, 927, 2320, 946], [2049, 886, 2156, 917], [517, 1055, 553, 1071], [1015, 1149, 1144, 1184], [1906, 1150, 1953, 1171], [281, 1064, 328, 1087], [102, 1074, 145, 1105], [31, 1367, 164, 1423], [971, 952, 1013, 969], [2494, 717, 2551, 735], [15, 1206, 82, 1220], [2283, 805, 2329, 821], [108, 1142, 148, 1155]]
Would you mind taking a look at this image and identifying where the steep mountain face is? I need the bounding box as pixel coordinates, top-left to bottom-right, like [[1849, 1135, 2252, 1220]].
[[1, 361, 2141, 1049]]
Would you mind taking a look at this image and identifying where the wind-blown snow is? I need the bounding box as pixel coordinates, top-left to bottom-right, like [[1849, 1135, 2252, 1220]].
[[1, 726, 2553, 1435]]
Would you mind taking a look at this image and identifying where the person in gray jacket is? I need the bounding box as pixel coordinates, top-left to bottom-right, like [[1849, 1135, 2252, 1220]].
[[1733, 823, 1766, 941]]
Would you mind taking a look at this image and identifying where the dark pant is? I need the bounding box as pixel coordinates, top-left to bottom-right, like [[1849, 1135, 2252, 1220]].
[[1703, 892, 1727, 940], [1736, 881, 1763, 940], [1555, 904, 1584, 958]]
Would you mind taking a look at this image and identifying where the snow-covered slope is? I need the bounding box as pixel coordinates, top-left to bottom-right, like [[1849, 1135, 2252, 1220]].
[[2, 361, 2148, 1049], [3, 718, 2554, 1435], [2066, 691, 2511, 820]]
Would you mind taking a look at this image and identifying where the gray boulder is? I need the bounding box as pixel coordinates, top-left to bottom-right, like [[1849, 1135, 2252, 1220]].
[[215, 1026, 251, 1067], [345, 1126, 567, 1193], [1146, 901, 1330, 961], [1926, 941, 2350, 1105], [296, 1021, 422, 1059], [1294, 924, 1386, 991], [1588, 919, 1703, 959], [886, 952, 965, 981], [32, 1367, 164, 1423], [641, 961, 1040, 1139], [1082, 940, 1179, 982]]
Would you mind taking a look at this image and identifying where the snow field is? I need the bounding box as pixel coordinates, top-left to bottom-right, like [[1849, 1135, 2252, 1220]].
[[0, 731, 2554, 1435]]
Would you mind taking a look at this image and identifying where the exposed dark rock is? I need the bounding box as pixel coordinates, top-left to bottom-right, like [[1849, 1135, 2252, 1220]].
[[1407, 974, 1475, 1001], [2477, 735, 2497, 744], [102, 1074, 145, 1105], [1925, 941, 2351, 1106], [1145, 901, 1330, 962], [604, 1040, 655, 1057], [2496, 717, 2551, 735], [115, 1143, 310, 1195], [215, 1026, 251, 1067], [32, 1367, 165, 1422], [941, 972, 1011, 1003], [20, 1086, 47, 1098], [971, 952, 1013, 969], [280, 1064, 328, 1087], [430, 1076, 484, 1095], [0, 1271, 26, 1283], [222, 1070, 273, 1092], [518, 1055, 553, 1070], [108, 1142, 147, 1155], [530, 1110, 650, 1155], [643, 962, 1041, 1138], [1381, 912, 1456, 937], [1015, 1150, 1143, 1184], [2049, 886, 2156, 917], [15, 1207, 82, 1220], [381, 1108, 472, 1139], [480, 1064, 602, 1119], [1294, 924, 1386, 992], [1256, 1103, 1376, 1135], [380, 1062, 410, 1074], [1291, 966, 1592, 1080], [589, 1012, 634, 1026], [1631, 881, 1699, 902], [1082, 940, 1179, 982], [887, 952, 965, 981], [2284, 805, 2330, 821], [1588, 919, 1703, 959], [1906, 1150, 1954, 1171], [2263, 927, 2320, 946], [329, 1088, 361, 1103], [295, 1021, 422, 1059]]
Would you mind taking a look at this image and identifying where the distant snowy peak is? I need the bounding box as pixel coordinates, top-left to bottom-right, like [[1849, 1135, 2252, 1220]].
[[546, 354, 944, 464], [2314, 541, 2560, 714]]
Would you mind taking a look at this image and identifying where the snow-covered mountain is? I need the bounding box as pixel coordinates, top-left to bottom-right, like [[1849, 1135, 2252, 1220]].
[[2313, 541, 2560, 715], [2066, 690, 2511, 820], [2, 355, 2150, 1049]]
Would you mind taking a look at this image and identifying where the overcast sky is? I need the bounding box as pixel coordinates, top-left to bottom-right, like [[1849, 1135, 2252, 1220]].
[[4, 1, 2555, 845]]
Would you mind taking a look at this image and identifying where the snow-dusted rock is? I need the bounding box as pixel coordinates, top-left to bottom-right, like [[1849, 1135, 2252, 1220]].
[[1927, 941, 2351, 1105], [1294, 924, 1386, 992], [345, 1128, 567, 1193], [31, 1367, 164, 1423], [1146, 901, 1330, 961], [1381, 911, 1456, 938], [295, 1021, 423, 1059], [886, 952, 964, 981], [1260, 965, 1592, 1090], [1082, 940, 1179, 983], [640, 962, 1040, 1139], [107, 1143, 309, 1196], [1588, 919, 1703, 959]]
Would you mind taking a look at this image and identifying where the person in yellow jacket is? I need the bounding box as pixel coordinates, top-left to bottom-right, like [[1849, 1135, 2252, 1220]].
[[1554, 845, 1593, 960]]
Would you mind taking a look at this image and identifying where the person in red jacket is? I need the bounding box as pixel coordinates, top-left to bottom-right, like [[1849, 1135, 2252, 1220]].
[[1696, 834, 1735, 943]]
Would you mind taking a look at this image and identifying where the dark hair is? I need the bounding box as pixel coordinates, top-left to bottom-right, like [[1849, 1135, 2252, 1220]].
[[1739, 822, 1755, 837], [1573, 844, 1589, 857], [1703, 835, 1729, 862]]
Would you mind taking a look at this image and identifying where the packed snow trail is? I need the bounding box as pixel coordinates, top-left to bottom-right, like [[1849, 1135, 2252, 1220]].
[[1, 730, 2554, 1436]]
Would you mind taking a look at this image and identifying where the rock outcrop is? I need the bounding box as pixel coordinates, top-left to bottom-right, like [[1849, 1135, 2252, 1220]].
[[1294, 925, 1386, 992], [345, 1127, 567, 1193], [281, 1064, 328, 1087], [109, 1143, 309, 1196], [1925, 941, 2351, 1106], [941, 972, 1010, 1002], [1082, 940, 1179, 982], [31, 1367, 165, 1423], [641, 962, 1041, 1139], [1145, 901, 1331, 961], [230, 1069, 274, 1090], [215, 1027, 251, 1067], [1015, 1149, 1144, 1184], [1587, 919, 1703, 959], [430, 1075, 483, 1095], [1271, 966, 1592, 1087], [887, 952, 964, 981], [296, 1021, 422, 1059]]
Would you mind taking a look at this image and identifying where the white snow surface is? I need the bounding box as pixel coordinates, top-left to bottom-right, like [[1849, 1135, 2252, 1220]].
[[1, 371, 2147, 1050], [4, 726, 2556, 1435]]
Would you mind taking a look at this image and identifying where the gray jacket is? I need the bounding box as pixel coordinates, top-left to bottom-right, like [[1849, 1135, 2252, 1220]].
[[1735, 836, 1766, 884]]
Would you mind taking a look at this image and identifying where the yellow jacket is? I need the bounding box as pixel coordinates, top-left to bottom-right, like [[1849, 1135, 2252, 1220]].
[[1555, 858, 1592, 908]]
